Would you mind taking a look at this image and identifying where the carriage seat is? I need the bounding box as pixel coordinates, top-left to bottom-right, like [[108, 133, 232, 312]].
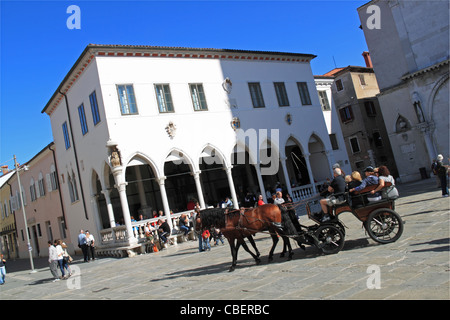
[[352, 182, 394, 207]]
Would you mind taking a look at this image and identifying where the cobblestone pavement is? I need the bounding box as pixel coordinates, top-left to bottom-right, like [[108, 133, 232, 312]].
[[0, 178, 448, 301]]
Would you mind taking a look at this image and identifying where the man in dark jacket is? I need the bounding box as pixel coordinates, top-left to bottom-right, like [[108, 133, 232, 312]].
[[157, 219, 171, 246]]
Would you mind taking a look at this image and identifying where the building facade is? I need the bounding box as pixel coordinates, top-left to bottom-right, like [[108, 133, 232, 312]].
[[5, 144, 70, 258], [314, 75, 352, 175], [0, 170, 17, 259], [358, 0, 449, 182], [328, 65, 398, 176], [42, 44, 338, 254]]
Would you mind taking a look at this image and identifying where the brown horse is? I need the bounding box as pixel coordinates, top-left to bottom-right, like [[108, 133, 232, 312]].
[[194, 204, 299, 271]]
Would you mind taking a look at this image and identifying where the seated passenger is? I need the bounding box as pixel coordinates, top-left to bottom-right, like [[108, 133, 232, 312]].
[[347, 171, 363, 207], [319, 168, 347, 222], [371, 165, 399, 199], [349, 166, 381, 202]]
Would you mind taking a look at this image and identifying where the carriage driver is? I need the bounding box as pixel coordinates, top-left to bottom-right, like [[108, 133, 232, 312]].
[[318, 168, 347, 222]]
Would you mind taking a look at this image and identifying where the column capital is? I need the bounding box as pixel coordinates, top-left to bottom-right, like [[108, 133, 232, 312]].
[[157, 176, 167, 185], [115, 182, 128, 192]]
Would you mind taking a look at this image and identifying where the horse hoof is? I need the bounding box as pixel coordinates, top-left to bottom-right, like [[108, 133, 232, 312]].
[[280, 253, 285, 258], [255, 258, 261, 265], [229, 267, 235, 272], [287, 254, 294, 261], [268, 256, 273, 262]]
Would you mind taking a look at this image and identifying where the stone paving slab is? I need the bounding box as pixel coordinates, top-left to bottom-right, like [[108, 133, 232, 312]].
[[0, 178, 448, 303]]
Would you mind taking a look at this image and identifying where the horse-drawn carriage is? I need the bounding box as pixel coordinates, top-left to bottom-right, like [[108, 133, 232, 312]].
[[195, 182, 404, 271], [303, 182, 404, 254]]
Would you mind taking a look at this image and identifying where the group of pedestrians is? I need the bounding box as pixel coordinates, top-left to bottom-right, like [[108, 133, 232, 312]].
[[48, 239, 73, 282], [78, 229, 96, 263]]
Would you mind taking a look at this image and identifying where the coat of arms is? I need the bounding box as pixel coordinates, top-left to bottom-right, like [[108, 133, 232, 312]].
[[165, 121, 177, 139]]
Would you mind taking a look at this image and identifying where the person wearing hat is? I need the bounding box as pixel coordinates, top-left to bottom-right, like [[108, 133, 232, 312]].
[[349, 166, 381, 202]]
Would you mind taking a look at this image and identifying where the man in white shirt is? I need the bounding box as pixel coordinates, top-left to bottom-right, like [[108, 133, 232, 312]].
[[48, 241, 60, 282]]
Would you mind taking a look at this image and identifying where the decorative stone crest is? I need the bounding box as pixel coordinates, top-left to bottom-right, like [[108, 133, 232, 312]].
[[230, 117, 240, 130], [165, 121, 177, 139], [222, 77, 232, 94], [285, 113, 293, 125]]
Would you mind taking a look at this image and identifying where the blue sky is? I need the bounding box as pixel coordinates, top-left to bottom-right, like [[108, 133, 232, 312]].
[[0, 0, 368, 167]]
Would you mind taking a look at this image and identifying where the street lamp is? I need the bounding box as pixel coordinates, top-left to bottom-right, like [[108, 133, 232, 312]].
[[13, 155, 35, 273]]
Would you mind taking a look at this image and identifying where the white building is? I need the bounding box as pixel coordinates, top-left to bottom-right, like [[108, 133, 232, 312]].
[[358, 0, 449, 182], [314, 75, 351, 175], [42, 44, 337, 255]]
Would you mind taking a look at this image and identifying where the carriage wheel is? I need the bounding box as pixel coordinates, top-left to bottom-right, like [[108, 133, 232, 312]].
[[365, 208, 403, 244], [314, 224, 345, 254]]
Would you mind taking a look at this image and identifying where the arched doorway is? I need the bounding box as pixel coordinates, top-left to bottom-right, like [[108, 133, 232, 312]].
[[199, 146, 229, 207], [285, 137, 310, 187], [164, 150, 197, 212], [308, 134, 330, 182]]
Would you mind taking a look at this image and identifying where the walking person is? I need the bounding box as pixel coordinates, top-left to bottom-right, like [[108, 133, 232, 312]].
[[61, 241, 72, 277], [54, 240, 66, 279], [0, 253, 6, 285], [78, 230, 89, 262], [48, 241, 60, 282], [436, 154, 449, 197], [85, 231, 96, 261]]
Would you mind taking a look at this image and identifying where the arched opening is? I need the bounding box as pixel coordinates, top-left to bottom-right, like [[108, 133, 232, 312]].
[[308, 134, 329, 182], [231, 144, 259, 205], [124, 156, 162, 220], [285, 137, 310, 187], [164, 150, 196, 212], [199, 146, 229, 207]]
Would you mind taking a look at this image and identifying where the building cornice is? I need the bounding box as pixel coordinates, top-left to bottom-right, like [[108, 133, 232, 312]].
[[401, 59, 450, 81], [42, 44, 316, 116]]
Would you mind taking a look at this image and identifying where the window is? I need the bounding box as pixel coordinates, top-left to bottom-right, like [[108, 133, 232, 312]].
[[30, 178, 37, 202], [155, 84, 174, 113], [339, 106, 354, 123], [373, 131, 383, 148], [248, 82, 265, 108], [349, 136, 361, 154], [78, 103, 88, 135], [89, 91, 101, 125], [38, 172, 46, 197], [117, 84, 138, 115], [68, 172, 79, 203], [274, 82, 289, 107], [329, 134, 339, 150], [62, 122, 71, 149], [297, 82, 311, 105], [335, 79, 344, 91], [189, 83, 208, 111], [318, 91, 330, 111], [359, 74, 366, 86], [365, 101, 376, 116]]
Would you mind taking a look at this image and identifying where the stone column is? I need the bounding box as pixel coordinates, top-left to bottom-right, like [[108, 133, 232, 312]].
[[192, 171, 206, 209], [225, 166, 239, 209], [303, 153, 316, 195], [112, 166, 137, 245], [157, 176, 173, 229], [253, 163, 267, 203], [280, 157, 293, 197], [101, 189, 116, 228]]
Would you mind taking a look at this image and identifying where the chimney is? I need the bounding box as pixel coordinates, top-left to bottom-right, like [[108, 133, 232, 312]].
[[362, 51, 373, 68], [1, 165, 9, 175]]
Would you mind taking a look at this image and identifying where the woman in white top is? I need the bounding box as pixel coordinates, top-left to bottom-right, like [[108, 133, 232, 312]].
[[85, 231, 96, 261], [371, 166, 399, 199], [55, 240, 66, 278]]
